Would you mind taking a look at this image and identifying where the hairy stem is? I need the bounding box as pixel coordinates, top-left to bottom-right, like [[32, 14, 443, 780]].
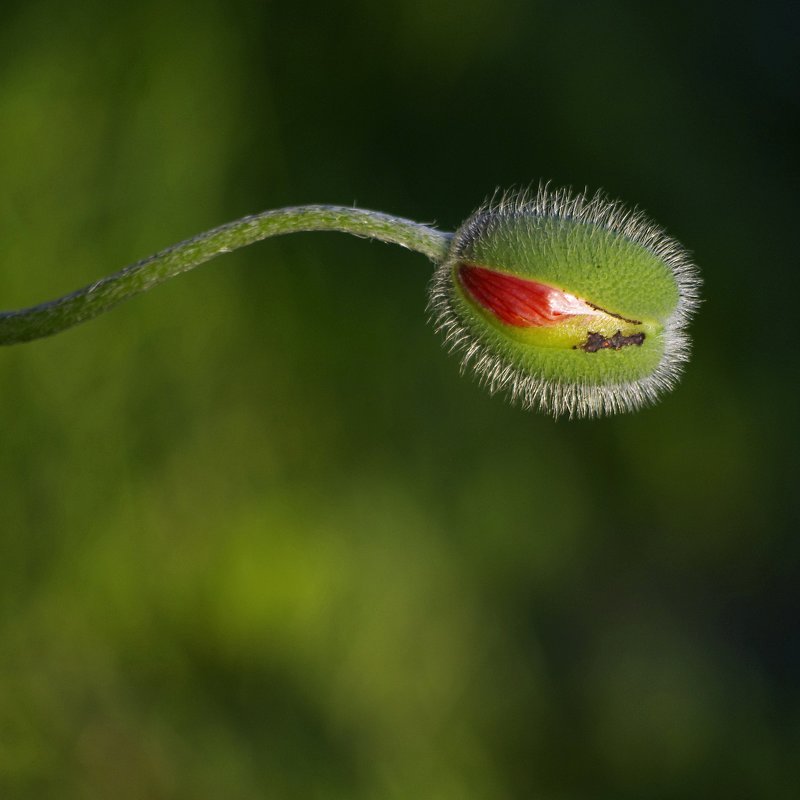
[[0, 205, 453, 345]]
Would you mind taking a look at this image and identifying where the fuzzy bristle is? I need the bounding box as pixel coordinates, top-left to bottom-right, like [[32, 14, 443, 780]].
[[427, 184, 702, 419]]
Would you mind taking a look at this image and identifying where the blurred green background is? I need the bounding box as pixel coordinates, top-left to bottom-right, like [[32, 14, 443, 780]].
[[1, 1, 798, 798]]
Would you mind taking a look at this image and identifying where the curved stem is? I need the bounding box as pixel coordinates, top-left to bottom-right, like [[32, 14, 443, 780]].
[[0, 205, 453, 345]]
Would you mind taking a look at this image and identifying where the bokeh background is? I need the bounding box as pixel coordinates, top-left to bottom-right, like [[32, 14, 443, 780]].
[[1, 1, 798, 797]]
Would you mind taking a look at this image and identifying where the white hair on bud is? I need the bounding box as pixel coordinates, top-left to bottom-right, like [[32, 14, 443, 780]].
[[428, 184, 702, 419]]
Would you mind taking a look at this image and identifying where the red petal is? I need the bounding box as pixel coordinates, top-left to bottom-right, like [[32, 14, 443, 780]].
[[458, 264, 584, 327]]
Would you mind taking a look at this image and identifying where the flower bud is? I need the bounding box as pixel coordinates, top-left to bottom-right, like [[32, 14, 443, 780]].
[[429, 187, 701, 418]]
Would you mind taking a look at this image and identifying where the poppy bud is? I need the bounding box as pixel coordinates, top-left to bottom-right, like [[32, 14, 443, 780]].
[[429, 187, 701, 417]]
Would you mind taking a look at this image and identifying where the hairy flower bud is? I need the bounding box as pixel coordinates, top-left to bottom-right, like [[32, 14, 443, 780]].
[[429, 187, 701, 418]]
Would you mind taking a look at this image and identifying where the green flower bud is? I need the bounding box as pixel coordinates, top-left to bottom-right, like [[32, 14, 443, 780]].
[[429, 187, 701, 418]]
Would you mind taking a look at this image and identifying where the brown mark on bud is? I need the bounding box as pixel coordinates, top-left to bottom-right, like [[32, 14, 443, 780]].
[[576, 330, 646, 353]]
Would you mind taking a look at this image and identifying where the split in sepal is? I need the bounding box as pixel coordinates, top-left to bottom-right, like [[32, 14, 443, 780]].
[[429, 186, 701, 418]]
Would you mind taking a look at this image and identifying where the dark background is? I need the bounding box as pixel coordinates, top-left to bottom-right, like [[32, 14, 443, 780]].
[[1, 1, 798, 797]]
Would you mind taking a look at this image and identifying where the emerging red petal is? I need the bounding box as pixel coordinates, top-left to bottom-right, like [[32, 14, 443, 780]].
[[458, 264, 598, 327]]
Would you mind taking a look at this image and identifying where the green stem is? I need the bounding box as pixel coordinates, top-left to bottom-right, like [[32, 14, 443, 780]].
[[0, 205, 453, 345]]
